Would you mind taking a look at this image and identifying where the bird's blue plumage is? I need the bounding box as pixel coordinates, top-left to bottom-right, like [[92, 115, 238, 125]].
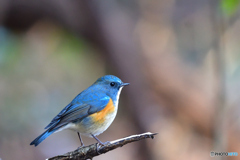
[[30, 75, 129, 147], [44, 92, 110, 130], [30, 128, 56, 146]]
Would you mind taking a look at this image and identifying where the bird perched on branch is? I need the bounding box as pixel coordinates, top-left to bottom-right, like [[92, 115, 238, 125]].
[[30, 75, 129, 147]]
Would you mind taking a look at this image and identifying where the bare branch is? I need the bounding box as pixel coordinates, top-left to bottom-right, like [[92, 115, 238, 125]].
[[47, 132, 157, 160]]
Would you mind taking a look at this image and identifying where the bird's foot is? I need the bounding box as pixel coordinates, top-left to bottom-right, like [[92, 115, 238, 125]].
[[77, 144, 85, 150], [98, 141, 111, 146], [96, 141, 111, 154]]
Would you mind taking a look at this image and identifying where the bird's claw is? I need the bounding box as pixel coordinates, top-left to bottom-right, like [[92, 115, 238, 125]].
[[99, 141, 111, 146], [96, 141, 110, 154], [77, 144, 85, 150]]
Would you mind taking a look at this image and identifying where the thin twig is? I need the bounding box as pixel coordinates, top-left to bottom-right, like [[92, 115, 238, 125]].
[[47, 132, 157, 160]]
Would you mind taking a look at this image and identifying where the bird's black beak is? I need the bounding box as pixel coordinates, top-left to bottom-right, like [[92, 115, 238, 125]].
[[121, 83, 130, 87]]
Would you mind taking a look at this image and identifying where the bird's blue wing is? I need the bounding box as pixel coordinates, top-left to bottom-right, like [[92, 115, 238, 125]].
[[45, 103, 72, 129], [45, 91, 110, 130]]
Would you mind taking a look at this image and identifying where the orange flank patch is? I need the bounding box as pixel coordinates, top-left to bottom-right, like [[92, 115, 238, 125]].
[[90, 98, 115, 124]]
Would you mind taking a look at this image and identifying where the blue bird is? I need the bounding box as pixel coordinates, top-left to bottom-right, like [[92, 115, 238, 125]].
[[30, 75, 129, 147]]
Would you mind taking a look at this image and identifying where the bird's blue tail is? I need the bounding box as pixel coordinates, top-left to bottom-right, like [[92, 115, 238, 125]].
[[30, 129, 55, 146]]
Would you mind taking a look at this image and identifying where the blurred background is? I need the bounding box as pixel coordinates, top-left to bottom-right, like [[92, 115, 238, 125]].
[[0, 0, 240, 160]]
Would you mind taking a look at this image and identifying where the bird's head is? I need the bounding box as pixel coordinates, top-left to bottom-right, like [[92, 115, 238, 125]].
[[94, 75, 129, 101]]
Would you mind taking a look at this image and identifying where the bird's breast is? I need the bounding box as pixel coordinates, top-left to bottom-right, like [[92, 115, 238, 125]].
[[90, 98, 116, 124], [71, 98, 118, 136]]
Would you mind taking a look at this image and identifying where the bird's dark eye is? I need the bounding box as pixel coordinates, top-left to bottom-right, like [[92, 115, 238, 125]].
[[110, 82, 115, 87]]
